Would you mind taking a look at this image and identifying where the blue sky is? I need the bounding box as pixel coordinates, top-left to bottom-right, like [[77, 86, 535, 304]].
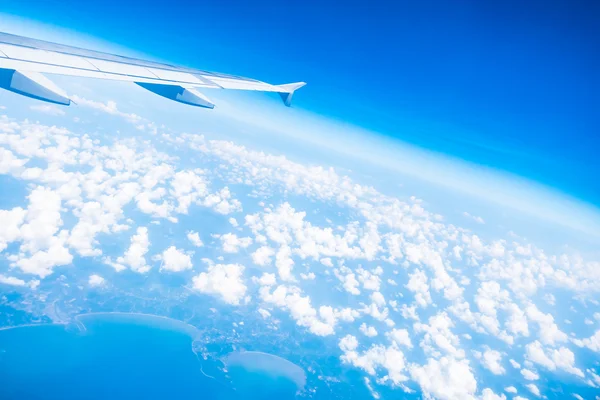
[[1, 0, 599, 207]]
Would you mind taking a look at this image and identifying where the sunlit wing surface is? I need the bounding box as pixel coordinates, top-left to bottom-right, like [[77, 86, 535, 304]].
[[0, 32, 306, 109]]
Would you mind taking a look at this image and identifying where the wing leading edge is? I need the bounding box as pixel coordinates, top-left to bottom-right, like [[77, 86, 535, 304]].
[[0, 32, 306, 108]]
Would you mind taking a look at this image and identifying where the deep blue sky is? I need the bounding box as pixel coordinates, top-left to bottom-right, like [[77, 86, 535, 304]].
[[2, 0, 599, 205]]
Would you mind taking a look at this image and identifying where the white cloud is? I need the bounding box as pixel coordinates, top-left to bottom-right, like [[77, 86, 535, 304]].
[[88, 274, 106, 287], [526, 340, 555, 370], [117, 227, 151, 273], [409, 356, 477, 400], [479, 349, 505, 375], [363, 377, 380, 399], [526, 383, 541, 397], [406, 269, 432, 307], [573, 329, 600, 353], [525, 340, 584, 377], [275, 246, 295, 281], [370, 291, 386, 307], [543, 293, 556, 306], [387, 328, 413, 348], [30, 104, 66, 116], [0, 147, 28, 175], [186, 231, 204, 247], [259, 284, 337, 336], [220, 233, 252, 253], [336, 267, 361, 295], [481, 388, 506, 400], [521, 368, 539, 380], [0, 207, 26, 252], [321, 257, 333, 267], [300, 272, 315, 280], [414, 312, 465, 358], [360, 323, 378, 337], [504, 386, 517, 394], [251, 245, 275, 266], [159, 246, 193, 272], [12, 187, 72, 277], [71, 95, 142, 124], [192, 263, 246, 305], [463, 211, 485, 224], [0, 274, 26, 286], [255, 272, 276, 287], [339, 335, 408, 386], [526, 304, 568, 346]]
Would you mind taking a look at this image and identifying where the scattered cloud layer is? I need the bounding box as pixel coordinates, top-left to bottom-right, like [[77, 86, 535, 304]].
[[0, 103, 599, 400]]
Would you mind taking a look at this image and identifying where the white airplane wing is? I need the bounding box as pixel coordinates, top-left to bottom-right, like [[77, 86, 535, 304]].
[[0, 32, 306, 109]]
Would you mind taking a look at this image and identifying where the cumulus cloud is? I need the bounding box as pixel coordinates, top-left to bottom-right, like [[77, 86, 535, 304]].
[[192, 263, 247, 305], [335, 267, 361, 295], [159, 246, 193, 272], [259, 285, 353, 337], [573, 329, 600, 353], [526, 383, 541, 397], [414, 312, 465, 358], [117, 227, 151, 273], [409, 357, 477, 400], [406, 269, 432, 307], [0, 207, 26, 252], [339, 334, 408, 386], [478, 349, 505, 375], [0, 274, 26, 286], [220, 233, 252, 253], [0, 147, 28, 175], [481, 388, 506, 400], [360, 323, 378, 337], [387, 328, 413, 348], [520, 368, 539, 380], [186, 231, 204, 247], [12, 187, 72, 277], [254, 272, 277, 287], [88, 274, 106, 287], [525, 304, 568, 346], [251, 245, 275, 266], [525, 340, 584, 377]]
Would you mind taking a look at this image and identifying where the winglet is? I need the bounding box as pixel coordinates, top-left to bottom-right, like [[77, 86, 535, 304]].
[[277, 82, 306, 107]]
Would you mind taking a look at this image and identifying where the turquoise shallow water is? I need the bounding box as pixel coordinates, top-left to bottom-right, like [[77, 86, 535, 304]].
[[0, 313, 302, 400]]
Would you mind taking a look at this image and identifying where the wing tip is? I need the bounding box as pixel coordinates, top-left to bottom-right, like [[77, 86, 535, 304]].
[[277, 82, 306, 107]]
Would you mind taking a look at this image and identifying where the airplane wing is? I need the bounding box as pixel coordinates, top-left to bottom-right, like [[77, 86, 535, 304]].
[[0, 32, 306, 109]]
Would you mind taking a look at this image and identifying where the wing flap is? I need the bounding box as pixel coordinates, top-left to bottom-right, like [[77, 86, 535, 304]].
[[146, 68, 209, 86], [0, 43, 99, 71]]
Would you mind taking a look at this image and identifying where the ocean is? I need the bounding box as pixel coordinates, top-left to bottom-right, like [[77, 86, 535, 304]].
[[0, 313, 302, 400]]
